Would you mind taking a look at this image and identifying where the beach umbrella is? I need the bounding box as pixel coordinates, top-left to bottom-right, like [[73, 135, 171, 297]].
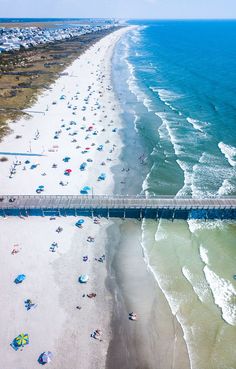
[[14, 274, 26, 284], [38, 185, 44, 189], [39, 351, 53, 364], [83, 186, 91, 191], [65, 169, 72, 173], [98, 173, 106, 181], [75, 219, 84, 227], [80, 162, 87, 170], [15, 333, 29, 347], [80, 190, 88, 194], [76, 219, 84, 225], [79, 274, 89, 283]]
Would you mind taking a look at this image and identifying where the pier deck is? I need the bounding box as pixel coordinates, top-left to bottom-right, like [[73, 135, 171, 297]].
[[0, 195, 236, 219]]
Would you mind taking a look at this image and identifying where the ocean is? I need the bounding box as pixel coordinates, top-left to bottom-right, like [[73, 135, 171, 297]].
[[112, 20, 236, 369]]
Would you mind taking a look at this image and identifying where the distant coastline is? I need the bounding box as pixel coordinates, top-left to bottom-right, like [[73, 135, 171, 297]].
[[0, 22, 122, 139]]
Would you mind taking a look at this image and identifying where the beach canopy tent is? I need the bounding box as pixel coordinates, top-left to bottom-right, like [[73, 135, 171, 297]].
[[39, 351, 53, 364], [14, 274, 26, 284], [79, 274, 89, 283], [97, 145, 103, 151], [25, 160, 30, 164], [14, 333, 29, 347]]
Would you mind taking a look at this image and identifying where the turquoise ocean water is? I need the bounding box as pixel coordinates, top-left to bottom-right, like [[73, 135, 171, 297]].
[[112, 21, 236, 368]]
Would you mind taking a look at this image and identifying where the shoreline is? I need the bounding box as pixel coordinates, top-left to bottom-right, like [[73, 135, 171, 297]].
[[106, 25, 191, 369]]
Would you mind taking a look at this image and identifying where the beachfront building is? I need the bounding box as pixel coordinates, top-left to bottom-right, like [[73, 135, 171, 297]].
[[0, 21, 117, 53]]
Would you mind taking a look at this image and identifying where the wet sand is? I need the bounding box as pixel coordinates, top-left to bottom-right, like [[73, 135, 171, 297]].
[[105, 220, 190, 369]]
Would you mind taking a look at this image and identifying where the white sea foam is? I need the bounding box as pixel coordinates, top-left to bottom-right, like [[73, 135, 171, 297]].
[[182, 266, 209, 303], [133, 113, 140, 133], [218, 142, 236, 167], [150, 87, 182, 102], [187, 219, 225, 233], [217, 179, 235, 196], [143, 97, 153, 112], [155, 112, 183, 156], [186, 117, 208, 132], [199, 245, 209, 265], [204, 266, 236, 326], [192, 150, 236, 198], [140, 221, 181, 316], [125, 58, 154, 113], [175, 160, 193, 197]]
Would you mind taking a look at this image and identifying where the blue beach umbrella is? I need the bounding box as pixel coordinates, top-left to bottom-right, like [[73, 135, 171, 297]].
[[80, 162, 87, 170], [98, 173, 106, 181], [80, 189, 88, 194], [79, 274, 89, 283], [14, 274, 26, 284], [75, 219, 85, 227], [77, 219, 84, 225], [38, 185, 44, 189], [83, 186, 91, 191], [63, 157, 71, 162]]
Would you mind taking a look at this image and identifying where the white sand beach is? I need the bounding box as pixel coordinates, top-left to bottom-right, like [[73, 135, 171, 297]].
[[0, 26, 132, 369]]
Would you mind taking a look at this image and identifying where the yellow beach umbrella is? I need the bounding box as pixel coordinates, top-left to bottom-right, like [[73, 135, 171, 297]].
[[15, 333, 29, 347]]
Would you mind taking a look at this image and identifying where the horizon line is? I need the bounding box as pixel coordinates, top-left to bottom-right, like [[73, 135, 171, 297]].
[[0, 17, 236, 21]]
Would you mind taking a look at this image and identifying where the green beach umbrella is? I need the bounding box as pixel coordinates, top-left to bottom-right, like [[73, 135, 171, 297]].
[[15, 333, 29, 347]]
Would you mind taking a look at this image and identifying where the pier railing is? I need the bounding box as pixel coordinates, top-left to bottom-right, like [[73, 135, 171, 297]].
[[0, 195, 236, 219]]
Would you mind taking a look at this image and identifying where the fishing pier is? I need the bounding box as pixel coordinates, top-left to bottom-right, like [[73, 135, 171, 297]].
[[0, 195, 236, 220]]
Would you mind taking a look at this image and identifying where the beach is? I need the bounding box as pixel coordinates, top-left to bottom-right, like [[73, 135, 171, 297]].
[[0, 24, 192, 369], [0, 26, 127, 369]]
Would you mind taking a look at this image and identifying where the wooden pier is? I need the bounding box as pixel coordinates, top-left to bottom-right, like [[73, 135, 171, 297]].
[[0, 195, 236, 219]]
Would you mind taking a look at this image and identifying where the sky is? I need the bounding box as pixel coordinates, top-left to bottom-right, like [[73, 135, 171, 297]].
[[0, 0, 235, 19]]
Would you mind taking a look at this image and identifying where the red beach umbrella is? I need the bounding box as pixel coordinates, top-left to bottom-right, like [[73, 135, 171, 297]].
[[65, 169, 72, 173], [85, 147, 90, 150]]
